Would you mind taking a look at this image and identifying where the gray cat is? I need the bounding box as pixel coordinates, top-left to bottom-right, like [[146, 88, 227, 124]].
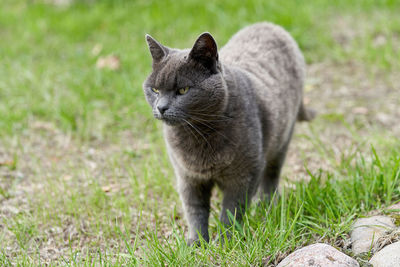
[[143, 22, 314, 245]]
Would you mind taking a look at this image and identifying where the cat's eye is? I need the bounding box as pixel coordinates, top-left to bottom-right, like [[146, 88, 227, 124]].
[[178, 87, 189, 95], [151, 87, 159, 94]]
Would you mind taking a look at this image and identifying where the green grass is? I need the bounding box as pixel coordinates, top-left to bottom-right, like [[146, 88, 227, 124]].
[[4, 147, 398, 265], [0, 0, 400, 265], [1, 0, 399, 138], [133, 149, 400, 266]]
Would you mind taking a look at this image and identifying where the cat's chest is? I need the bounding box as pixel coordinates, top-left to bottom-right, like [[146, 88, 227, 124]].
[[164, 129, 236, 178]]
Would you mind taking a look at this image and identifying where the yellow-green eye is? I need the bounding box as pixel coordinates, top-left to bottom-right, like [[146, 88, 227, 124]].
[[151, 87, 159, 94], [178, 87, 189, 95]]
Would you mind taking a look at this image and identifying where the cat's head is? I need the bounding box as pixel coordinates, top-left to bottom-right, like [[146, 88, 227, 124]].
[[143, 33, 228, 126]]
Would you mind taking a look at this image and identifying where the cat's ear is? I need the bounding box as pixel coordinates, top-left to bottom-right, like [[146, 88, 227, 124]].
[[189, 32, 219, 73], [145, 34, 168, 62]]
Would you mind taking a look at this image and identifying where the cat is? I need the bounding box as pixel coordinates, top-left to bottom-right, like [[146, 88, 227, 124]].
[[143, 22, 315, 245]]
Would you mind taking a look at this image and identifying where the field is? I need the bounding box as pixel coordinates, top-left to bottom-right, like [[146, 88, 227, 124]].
[[0, 0, 400, 265]]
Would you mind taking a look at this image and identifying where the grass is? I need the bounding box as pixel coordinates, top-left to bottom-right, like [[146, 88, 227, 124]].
[[0, 0, 400, 265], [1, 0, 399, 138], [133, 149, 400, 266]]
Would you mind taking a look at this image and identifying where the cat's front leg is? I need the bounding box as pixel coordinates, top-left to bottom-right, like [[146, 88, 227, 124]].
[[178, 177, 213, 245], [220, 187, 248, 226], [219, 176, 258, 238]]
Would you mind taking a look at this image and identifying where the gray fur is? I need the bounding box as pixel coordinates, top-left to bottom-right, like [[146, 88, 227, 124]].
[[143, 22, 314, 245]]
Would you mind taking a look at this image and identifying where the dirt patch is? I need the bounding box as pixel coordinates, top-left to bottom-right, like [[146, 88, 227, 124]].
[[0, 122, 158, 263], [284, 61, 400, 182]]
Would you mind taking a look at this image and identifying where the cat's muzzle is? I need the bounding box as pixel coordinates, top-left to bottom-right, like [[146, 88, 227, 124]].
[[154, 113, 183, 126]]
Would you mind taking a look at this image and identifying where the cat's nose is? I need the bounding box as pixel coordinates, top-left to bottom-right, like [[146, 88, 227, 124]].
[[157, 104, 169, 115]]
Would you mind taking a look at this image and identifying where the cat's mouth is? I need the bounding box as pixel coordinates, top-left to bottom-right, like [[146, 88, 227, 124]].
[[154, 114, 184, 126]]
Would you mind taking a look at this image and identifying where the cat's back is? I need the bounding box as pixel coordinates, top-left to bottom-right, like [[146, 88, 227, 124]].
[[220, 22, 306, 154], [220, 22, 305, 85]]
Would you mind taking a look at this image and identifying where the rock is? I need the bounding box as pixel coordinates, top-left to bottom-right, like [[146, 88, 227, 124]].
[[386, 202, 400, 215], [276, 243, 359, 267], [351, 216, 395, 254], [369, 241, 400, 267]]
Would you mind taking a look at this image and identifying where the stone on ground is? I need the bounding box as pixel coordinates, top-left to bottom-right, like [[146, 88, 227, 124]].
[[386, 202, 400, 215], [276, 243, 359, 267], [351, 216, 395, 254], [369, 241, 400, 267]]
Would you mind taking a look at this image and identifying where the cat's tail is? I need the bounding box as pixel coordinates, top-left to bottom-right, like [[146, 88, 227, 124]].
[[297, 102, 316, 122]]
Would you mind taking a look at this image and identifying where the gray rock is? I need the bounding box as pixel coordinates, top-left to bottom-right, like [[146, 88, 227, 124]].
[[351, 216, 395, 254], [276, 243, 359, 267], [369, 241, 400, 267], [386, 202, 400, 215]]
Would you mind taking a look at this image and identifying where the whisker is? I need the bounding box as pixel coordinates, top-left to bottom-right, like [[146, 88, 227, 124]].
[[189, 117, 235, 144], [188, 111, 232, 120], [183, 119, 216, 158], [188, 115, 232, 123], [182, 123, 201, 145]]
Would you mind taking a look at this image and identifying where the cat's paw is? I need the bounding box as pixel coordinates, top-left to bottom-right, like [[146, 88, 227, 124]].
[[215, 231, 232, 246], [186, 234, 209, 246], [186, 238, 201, 247]]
